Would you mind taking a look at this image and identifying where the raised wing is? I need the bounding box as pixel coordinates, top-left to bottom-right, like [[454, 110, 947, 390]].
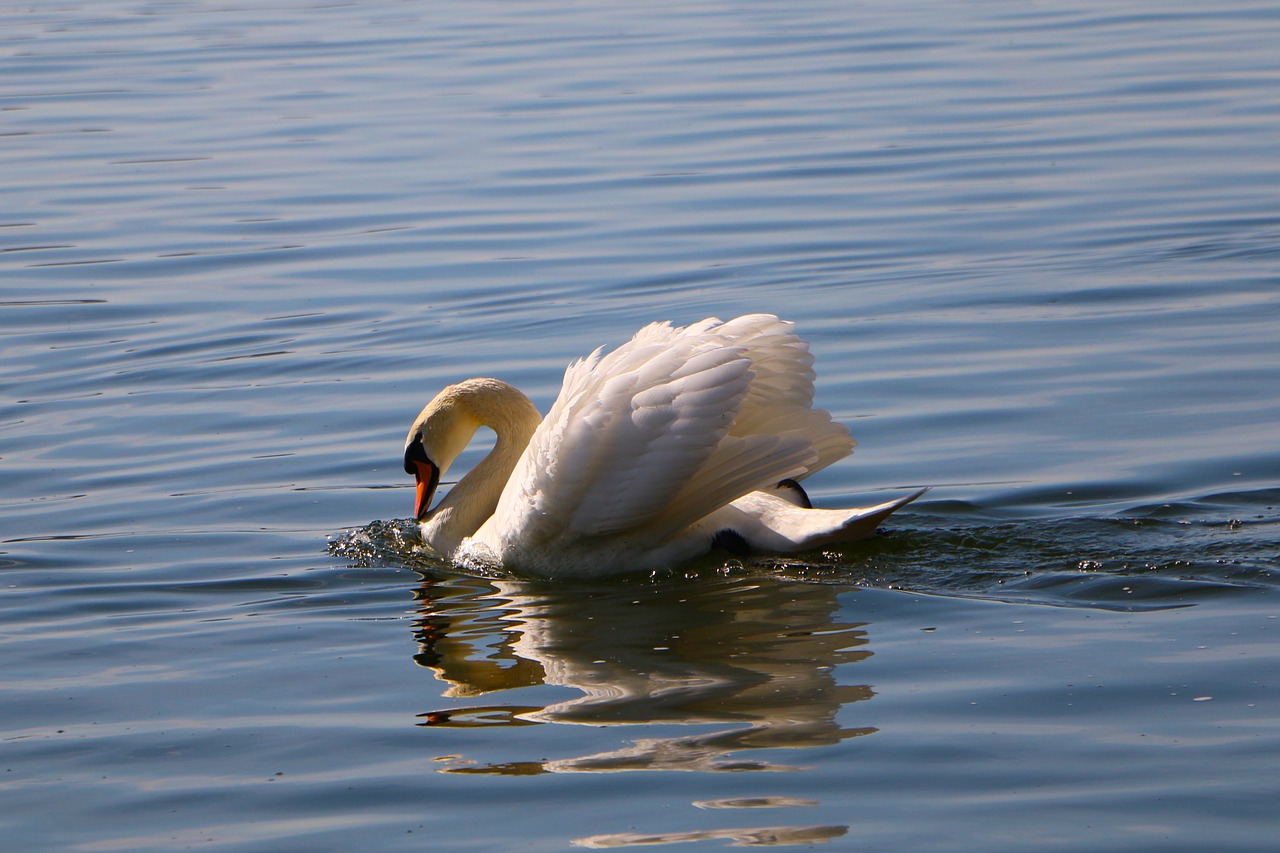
[[487, 315, 855, 547]]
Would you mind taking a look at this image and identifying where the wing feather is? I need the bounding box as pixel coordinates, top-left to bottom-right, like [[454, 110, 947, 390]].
[[484, 314, 857, 550]]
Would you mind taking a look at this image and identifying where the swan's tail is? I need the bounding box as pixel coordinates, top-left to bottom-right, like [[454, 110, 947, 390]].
[[815, 488, 929, 546], [714, 487, 929, 555]]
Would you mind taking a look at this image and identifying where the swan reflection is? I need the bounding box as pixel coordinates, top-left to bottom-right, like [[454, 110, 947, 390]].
[[574, 823, 848, 849], [411, 572, 878, 774]]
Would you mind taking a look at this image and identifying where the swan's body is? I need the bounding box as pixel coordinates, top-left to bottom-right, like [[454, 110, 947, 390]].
[[404, 314, 924, 578]]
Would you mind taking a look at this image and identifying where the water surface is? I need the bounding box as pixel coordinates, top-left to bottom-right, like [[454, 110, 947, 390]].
[[3, 1, 1278, 850]]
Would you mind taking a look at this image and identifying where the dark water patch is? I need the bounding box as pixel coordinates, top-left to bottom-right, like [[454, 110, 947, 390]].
[[1130, 486, 1280, 518], [825, 496, 1279, 604], [330, 487, 1278, 611]]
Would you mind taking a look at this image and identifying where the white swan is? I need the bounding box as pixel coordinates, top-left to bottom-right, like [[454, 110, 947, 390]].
[[404, 314, 924, 578]]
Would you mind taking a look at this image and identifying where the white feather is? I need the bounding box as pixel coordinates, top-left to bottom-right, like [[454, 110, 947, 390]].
[[404, 315, 922, 577]]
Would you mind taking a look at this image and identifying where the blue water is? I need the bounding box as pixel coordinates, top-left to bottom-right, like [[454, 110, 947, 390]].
[[3, 1, 1278, 850]]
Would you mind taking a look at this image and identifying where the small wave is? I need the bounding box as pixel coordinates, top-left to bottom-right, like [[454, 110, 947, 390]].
[[330, 492, 1278, 610], [793, 494, 1279, 607]]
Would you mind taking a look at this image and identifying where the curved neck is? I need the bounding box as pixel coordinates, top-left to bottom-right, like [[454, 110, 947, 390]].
[[420, 383, 540, 557]]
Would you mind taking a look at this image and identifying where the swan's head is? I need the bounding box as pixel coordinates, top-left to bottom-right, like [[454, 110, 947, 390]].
[[404, 381, 488, 520], [404, 378, 540, 521]]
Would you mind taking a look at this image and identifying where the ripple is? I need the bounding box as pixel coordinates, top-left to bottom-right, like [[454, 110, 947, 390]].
[[5, 1, 1280, 850], [330, 487, 1278, 610]]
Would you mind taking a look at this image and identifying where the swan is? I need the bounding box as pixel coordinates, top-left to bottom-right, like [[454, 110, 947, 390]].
[[404, 314, 924, 578]]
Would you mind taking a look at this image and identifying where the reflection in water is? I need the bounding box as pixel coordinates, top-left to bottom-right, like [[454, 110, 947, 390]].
[[410, 571, 873, 845], [573, 824, 849, 848], [411, 572, 876, 774]]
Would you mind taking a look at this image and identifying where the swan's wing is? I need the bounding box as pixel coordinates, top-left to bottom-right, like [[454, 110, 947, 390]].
[[493, 329, 755, 542], [718, 314, 855, 476], [486, 315, 854, 547]]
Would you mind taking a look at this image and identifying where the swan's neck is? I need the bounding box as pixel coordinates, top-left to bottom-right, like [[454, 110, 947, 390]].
[[420, 382, 540, 557]]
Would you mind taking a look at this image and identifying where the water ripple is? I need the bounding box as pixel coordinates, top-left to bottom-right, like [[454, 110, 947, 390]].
[[330, 485, 1278, 609]]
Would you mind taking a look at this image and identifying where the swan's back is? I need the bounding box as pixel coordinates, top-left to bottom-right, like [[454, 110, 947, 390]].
[[467, 315, 855, 571]]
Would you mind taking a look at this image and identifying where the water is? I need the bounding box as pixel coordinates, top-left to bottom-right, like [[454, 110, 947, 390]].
[[3, 0, 1278, 850]]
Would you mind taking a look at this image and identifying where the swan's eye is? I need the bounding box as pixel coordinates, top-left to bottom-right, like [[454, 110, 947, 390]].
[[404, 437, 432, 476]]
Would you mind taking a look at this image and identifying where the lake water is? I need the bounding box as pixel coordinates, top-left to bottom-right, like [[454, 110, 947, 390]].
[[3, 1, 1278, 850]]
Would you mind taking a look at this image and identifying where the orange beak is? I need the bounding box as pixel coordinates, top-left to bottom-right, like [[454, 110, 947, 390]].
[[404, 438, 440, 521], [412, 458, 440, 520]]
